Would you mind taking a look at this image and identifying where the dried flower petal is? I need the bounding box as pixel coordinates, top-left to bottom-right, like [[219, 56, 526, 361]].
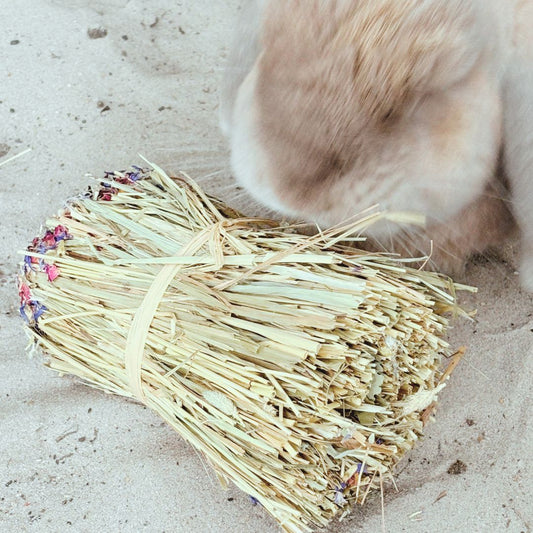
[[19, 283, 31, 303], [24, 255, 34, 273], [19, 304, 29, 323], [44, 263, 60, 282], [42, 231, 56, 248], [54, 225, 71, 241], [334, 490, 347, 506], [30, 301, 47, 321]]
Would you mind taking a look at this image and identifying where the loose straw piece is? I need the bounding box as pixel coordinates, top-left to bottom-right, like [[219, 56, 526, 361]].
[[0, 147, 32, 168]]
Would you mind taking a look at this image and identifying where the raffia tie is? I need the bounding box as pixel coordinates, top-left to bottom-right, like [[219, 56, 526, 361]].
[[124, 227, 213, 401]]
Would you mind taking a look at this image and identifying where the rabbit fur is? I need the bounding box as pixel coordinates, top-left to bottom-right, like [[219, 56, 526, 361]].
[[221, 0, 533, 289]]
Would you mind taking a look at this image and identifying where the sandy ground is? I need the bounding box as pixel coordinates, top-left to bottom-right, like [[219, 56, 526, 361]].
[[1, 1, 532, 532]]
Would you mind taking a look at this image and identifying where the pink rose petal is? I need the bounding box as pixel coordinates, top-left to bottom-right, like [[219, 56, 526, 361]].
[[19, 283, 31, 302], [44, 264, 59, 282]]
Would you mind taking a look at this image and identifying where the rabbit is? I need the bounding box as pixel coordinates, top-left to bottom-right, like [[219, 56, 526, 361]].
[[220, 0, 533, 290]]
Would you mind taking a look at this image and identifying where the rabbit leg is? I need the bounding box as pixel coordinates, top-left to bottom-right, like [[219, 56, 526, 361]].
[[503, 3, 533, 290]]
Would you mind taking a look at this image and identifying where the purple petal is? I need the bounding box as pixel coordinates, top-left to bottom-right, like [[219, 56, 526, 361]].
[[24, 256, 34, 272], [54, 225, 72, 241], [20, 305, 29, 323], [334, 491, 347, 506], [356, 463, 368, 474], [30, 301, 47, 321]]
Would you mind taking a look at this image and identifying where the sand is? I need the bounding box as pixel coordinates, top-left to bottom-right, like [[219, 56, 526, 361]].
[[1, 1, 531, 532]]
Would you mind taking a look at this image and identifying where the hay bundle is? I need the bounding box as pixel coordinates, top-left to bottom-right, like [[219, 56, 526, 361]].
[[19, 165, 469, 532]]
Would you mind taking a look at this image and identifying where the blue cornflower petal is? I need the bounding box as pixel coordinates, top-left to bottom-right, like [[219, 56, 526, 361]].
[[24, 256, 34, 272], [20, 305, 29, 323], [31, 301, 47, 321], [334, 491, 347, 506]]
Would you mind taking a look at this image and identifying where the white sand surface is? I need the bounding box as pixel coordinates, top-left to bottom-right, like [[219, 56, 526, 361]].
[[1, 2, 531, 532]]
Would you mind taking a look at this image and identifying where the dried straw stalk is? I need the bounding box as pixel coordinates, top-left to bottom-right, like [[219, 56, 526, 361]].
[[19, 164, 472, 532]]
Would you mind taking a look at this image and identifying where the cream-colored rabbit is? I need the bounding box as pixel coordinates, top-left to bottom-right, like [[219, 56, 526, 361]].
[[221, 0, 533, 289]]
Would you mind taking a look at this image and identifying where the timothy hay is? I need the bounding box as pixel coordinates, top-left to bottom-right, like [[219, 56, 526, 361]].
[[19, 164, 471, 532]]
